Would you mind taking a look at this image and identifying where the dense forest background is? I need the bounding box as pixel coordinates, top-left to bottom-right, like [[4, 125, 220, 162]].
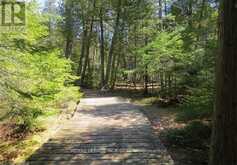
[[0, 0, 225, 164], [58, 0, 217, 120]]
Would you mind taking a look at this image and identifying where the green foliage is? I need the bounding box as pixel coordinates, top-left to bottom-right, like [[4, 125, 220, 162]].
[[163, 121, 211, 149], [0, 2, 81, 131], [137, 27, 185, 73], [176, 86, 214, 122], [135, 0, 218, 118]]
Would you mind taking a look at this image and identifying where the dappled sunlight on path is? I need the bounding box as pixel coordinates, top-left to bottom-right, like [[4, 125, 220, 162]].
[[26, 92, 174, 165]]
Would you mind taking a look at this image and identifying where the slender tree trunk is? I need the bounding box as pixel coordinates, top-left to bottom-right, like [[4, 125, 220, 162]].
[[110, 51, 117, 87], [90, 46, 96, 85], [188, 1, 193, 26], [81, 19, 94, 85], [134, 25, 138, 89], [164, 0, 167, 15], [158, 0, 162, 19], [110, 20, 125, 89], [65, 36, 73, 59], [209, 1, 237, 165], [174, 73, 177, 97], [99, 9, 105, 87], [64, 0, 73, 59], [160, 71, 164, 91], [143, 36, 149, 95], [122, 50, 127, 68], [77, 21, 87, 76], [164, 72, 168, 97], [168, 73, 171, 96], [151, 76, 154, 94], [111, 52, 121, 90], [144, 65, 149, 95], [80, 0, 96, 86], [105, 0, 121, 86]]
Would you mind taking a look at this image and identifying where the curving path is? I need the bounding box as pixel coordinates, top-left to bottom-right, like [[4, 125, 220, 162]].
[[26, 93, 174, 165]]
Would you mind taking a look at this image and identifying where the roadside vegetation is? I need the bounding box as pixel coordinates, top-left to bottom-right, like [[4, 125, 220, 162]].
[[128, 94, 211, 165], [0, 2, 81, 163]]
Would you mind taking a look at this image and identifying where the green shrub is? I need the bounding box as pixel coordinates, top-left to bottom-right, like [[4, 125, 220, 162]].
[[0, 2, 81, 131], [176, 86, 214, 122], [163, 121, 211, 149]]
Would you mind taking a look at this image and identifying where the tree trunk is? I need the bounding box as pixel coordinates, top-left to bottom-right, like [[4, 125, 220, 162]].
[[99, 9, 105, 87], [77, 21, 87, 76], [81, 20, 94, 86], [144, 65, 149, 96], [111, 52, 121, 90], [158, 0, 162, 19], [164, 0, 167, 15], [160, 71, 164, 91], [80, 0, 96, 86], [209, 1, 237, 165], [65, 36, 73, 59], [110, 18, 125, 89], [143, 36, 149, 95], [105, 0, 121, 86], [164, 72, 168, 97], [64, 0, 74, 59], [110, 51, 117, 88], [168, 73, 171, 95], [174, 73, 177, 97]]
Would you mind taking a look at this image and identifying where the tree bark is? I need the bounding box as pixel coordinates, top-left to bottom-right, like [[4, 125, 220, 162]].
[[81, 19, 94, 86], [111, 52, 121, 90], [168, 73, 171, 95], [144, 65, 149, 95], [77, 21, 87, 77], [158, 0, 162, 19], [99, 9, 105, 87], [209, 1, 237, 165], [160, 71, 164, 91], [65, 36, 73, 59], [105, 0, 121, 86], [164, 0, 167, 15], [64, 0, 74, 59], [80, 0, 96, 86]]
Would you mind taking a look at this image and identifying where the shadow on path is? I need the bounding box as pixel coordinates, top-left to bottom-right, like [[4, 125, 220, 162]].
[[26, 91, 173, 165]]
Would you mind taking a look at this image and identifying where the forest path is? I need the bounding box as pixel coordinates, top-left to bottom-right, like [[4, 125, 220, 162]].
[[26, 90, 173, 165]]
